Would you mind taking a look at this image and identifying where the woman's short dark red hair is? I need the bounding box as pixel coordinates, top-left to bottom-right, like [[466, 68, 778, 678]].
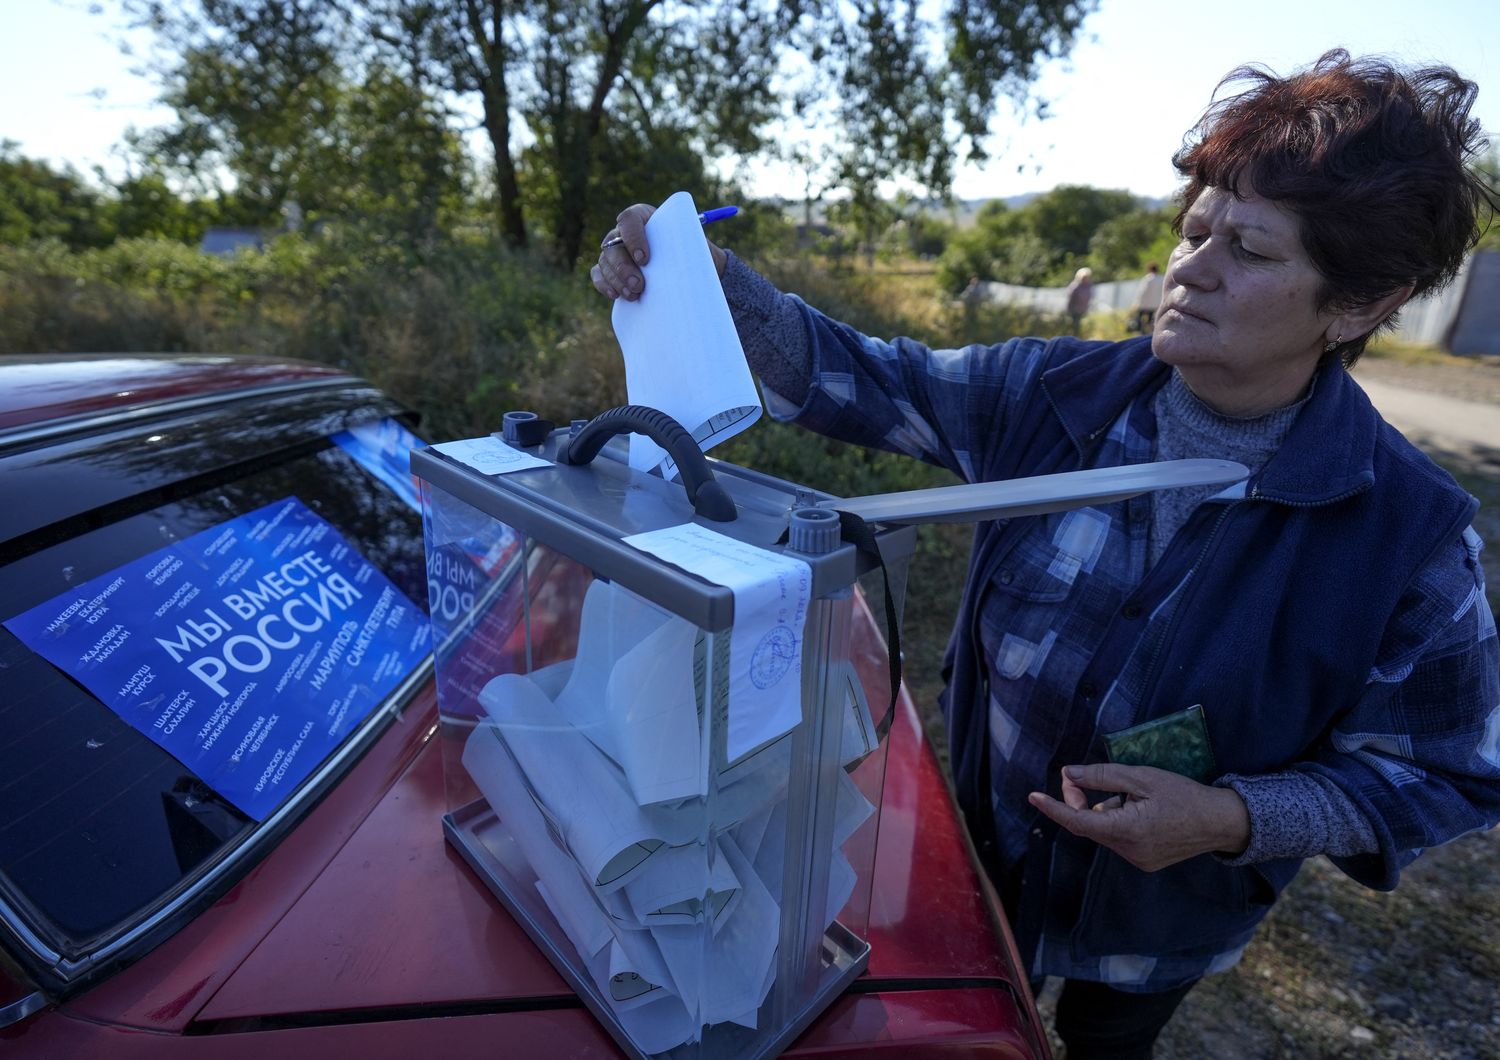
[[1173, 49, 1494, 366]]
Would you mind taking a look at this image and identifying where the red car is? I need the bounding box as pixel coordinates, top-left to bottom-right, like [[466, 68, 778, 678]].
[[0, 353, 1047, 1058]]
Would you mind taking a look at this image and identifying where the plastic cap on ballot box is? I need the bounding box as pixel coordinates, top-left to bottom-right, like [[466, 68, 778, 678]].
[[788, 507, 840, 555]]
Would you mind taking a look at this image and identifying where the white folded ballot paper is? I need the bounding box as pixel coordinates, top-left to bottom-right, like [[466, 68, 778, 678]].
[[610, 190, 762, 477], [461, 722, 614, 960], [532, 576, 812, 819], [622, 838, 741, 930], [622, 522, 813, 764], [479, 672, 684, 891], [460, 564, 860, 1051], [540, 579, 709, 807]]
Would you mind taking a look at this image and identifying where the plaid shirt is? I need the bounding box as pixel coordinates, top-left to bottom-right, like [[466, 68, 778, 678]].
[[733, 272, 1500, 991]]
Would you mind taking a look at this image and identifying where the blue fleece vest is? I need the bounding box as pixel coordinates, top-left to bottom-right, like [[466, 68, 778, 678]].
[[942, 336, 1478, 961]]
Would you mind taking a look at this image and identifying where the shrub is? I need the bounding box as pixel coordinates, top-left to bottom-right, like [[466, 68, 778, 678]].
[[0, 232, 624, 440]]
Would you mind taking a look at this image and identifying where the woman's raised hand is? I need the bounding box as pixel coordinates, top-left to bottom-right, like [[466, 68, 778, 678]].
[[591, 202, 727, 302]]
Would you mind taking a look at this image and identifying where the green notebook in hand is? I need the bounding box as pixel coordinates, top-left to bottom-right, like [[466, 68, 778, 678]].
[[1102, 703, 1217, 783]]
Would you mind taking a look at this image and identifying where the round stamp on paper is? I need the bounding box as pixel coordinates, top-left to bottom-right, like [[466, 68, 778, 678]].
[[750, 624, 798, 690]]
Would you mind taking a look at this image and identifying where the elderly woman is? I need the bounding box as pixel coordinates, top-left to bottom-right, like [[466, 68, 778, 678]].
[[593, 51, 1500, 1058]]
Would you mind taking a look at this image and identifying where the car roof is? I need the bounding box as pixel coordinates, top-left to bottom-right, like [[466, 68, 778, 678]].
[[0, 354, 408, 552], [0, 354, 348, 432]]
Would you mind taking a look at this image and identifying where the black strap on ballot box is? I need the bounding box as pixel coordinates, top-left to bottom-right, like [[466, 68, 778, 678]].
[[781, 508, 902, 743]]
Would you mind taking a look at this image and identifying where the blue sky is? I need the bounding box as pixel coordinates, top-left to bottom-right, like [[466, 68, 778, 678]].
[[2, 0, 1496, 201]]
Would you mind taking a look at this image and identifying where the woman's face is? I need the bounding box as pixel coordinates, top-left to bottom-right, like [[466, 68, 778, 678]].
[[1152, 185, 1340, 415]]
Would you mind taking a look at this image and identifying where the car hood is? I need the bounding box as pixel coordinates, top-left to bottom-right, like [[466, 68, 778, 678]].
[[188, 700, 1011, 1026], [54, 615, 1021, 1037]]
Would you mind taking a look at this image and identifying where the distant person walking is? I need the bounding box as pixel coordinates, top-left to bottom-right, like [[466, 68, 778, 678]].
[[1132, 262, 1165, 333], [960, 274, 985, 332], [1065, 266, 1093, 334]]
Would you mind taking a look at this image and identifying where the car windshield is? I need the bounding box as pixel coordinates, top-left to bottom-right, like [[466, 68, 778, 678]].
[[0, 440, 427, 960]]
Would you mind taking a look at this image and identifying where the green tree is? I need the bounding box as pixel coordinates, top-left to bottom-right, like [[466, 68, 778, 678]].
[[127, 0, 344, 228], [126, 1, 1098, 268], [107, 170, 220, 242], [518, 118, 721, 268], [1087, 204, 1175, 280], [804, 1, 1097, 270], [936, 198, 1013, 289], [1021, 184, 1139, 262], [936, 186, 1146, 289], [324, 66, 473, 244], [991, 229, 1060, 285], [827, 191, 901, 269], [0, 143, 114, 248], [900, 210, 954, 259], [126, 1, 468, 242]]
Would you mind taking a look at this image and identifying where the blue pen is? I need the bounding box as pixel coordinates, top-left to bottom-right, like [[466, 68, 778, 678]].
[[601, 205, 737, 250]]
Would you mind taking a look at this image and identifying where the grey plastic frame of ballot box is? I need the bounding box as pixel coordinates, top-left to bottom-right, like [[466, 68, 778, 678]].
[[410, 434, 917, 632]]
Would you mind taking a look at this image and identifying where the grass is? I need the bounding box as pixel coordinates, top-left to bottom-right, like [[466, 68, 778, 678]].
[[1363, 332, 1492, 367], [1148, 829, 1500, 1059]]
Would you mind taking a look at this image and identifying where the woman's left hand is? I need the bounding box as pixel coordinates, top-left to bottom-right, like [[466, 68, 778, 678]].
[[1028, 764, 1251, 872]]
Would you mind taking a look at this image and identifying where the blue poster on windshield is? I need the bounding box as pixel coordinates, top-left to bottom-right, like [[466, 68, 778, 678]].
[[332, 416, 424, 512], [3, 497, 430, 821]]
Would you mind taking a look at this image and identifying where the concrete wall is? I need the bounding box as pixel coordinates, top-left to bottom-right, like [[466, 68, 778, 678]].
[[1444, 251, 1500, 356]]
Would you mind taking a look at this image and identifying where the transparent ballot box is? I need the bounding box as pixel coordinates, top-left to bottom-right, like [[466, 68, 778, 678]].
[[411, 409, 914, 1059]]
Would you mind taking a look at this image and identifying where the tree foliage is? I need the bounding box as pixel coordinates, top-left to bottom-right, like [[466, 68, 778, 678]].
[[936, 185, 1153, 290], [127, 0, 343, 224], [123, 0, 1097, 268], [0, 141, 229, 247], [898, 211, 954, 259], [1087, 204, 1176, 279], [126, 0, 470, 241], [109, 171, 220, 243], [1023, 184, 1138, 261], [0, 144, 113, 249]]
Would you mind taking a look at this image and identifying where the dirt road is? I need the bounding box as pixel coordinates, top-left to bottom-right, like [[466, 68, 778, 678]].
[[1358, 377, 1498, 450]]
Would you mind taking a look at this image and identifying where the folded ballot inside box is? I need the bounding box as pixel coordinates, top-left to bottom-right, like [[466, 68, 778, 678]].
[[413, 418, 912, 1060]]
